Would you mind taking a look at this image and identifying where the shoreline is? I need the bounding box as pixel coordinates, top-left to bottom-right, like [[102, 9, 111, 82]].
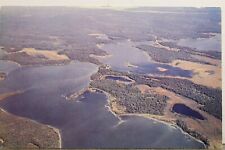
[[0, 62, 219, 149], [87, 87, 123, 122], [121, 113, 207, 148], [47, 125, 62, 148], [0, 107, 62, 148], [0, 91, 23, 101], [88, 87, 207, 148], [65, 87, 88, 101]]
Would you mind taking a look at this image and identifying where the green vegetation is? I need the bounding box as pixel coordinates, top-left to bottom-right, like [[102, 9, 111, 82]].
[[91, 79, 167, 115], [61, 48, 107, 65], [91, 65, 222, 120], [136, 45, 214, 65], [159, 41, 221, 60], [0, 109, 60, 148], [2, 52, 70, 66], [128, 74, 222, 120], [90, 67, 168, 115], [176, 119, 209, 146]]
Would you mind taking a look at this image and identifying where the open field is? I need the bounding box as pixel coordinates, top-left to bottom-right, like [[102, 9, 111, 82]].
[[171, 59, 221, 88], [2, 48, 70, 66], [135, 85, 221, 149], [88, 65, 221, 148], [20, 48, 69, 61]]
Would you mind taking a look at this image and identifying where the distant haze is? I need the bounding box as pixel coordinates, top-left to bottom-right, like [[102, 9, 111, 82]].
[[0, 0, 223, 7]]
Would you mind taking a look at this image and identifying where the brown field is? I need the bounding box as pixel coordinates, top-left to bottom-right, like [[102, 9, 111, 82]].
[[4, 48, 70, 66], [21, 48, 69, 61], [157, 67, 168, 72], [170, 59, 221, 88], [111, 84, 222, 149], [191, 55, 221, 67], [110, 100, 127, 114], [135, 84, 222, 149]]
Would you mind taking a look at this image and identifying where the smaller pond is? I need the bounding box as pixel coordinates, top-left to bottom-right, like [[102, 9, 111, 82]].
[[172, 104, 205, 120], [0, 60, 205, 148], [105, 75, 132, 82]]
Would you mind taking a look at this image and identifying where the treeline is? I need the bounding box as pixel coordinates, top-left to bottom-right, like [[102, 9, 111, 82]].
[[159, 41, 221, 60], [176, 119, 209, 147], [91, 65, 222, 120], [60, 48, 107, 65], [128, 74, 222, 120], [2, 52, 70, 66], [90, 79, 168, 115], [136, 45, 214, 65]]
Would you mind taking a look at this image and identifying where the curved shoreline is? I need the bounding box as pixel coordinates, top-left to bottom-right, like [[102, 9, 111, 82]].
[[122, 113, 207, 148], [47, 125, 62, 148], [0, 59, 98, 149], [0, 81, 207, 149], [88, 87, 206, 148], [0, 107, 62, 148], [0, 58, 215, 149], [87, 87, 123, 122]]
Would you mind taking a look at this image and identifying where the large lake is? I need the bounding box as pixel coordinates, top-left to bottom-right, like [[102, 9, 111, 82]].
[[0, 61, 204, 148], [176, 33, 221, 52], [99, 40, 193, 78]]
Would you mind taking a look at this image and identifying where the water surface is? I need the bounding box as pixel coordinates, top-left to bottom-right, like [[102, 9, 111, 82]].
[[0, 61, 204, 148], [0, 90, 205, 148], [100, 40, 152, 71], [0, 61, 97, 94], [99, 40, 193, 78], [172, 104, 205, 120], [105, 75, 132, 82], [176, 33, 221, 52], [0, 60, 20, 74]]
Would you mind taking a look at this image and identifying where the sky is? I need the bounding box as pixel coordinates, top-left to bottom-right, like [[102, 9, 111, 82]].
[[0, 0, 223, 8]]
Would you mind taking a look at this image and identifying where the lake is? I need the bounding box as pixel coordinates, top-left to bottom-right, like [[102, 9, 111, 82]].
[[99, 40, 193, 78], [176, 33, 221, 52], [105, 75, 132, 82], [172, 104, 205, 120], [0, 61, 205, 148]]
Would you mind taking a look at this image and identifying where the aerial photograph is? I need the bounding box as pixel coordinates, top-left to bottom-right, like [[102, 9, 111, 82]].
[[0, 0, 222, 149]]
